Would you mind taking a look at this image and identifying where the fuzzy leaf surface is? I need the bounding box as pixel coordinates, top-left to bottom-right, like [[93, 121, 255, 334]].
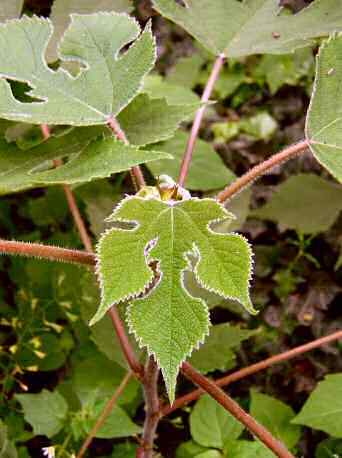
[[15, 390, 68, 438], [292, 373, 342, 437], [152, 0, 342, 57], [307, 35, 342, 183], [0, 13, 155, 125], [95, 196, 254, 401], [47, 0, 133, 62], [0, 0, 23, 22], [0, 129, 171, 193]]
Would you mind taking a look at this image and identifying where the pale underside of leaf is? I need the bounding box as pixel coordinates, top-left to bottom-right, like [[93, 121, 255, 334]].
[[0, 0, 23, 22], [306, 34, 342, 183], [47, 0, 133, 62], [152, 0, 342, 57], [94, 196, 254, 402], [0, 127, 172, 193], [0, 13, 156, 125]]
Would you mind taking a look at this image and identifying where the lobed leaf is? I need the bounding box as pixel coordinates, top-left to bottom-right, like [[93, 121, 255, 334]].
[[0, 13, 155, 125], [94, 195, 254, 402], [47, 0, 133, 62], [15, 389, 68, 438], [152, 0, 342, 58], [306, 34, 342, 183]]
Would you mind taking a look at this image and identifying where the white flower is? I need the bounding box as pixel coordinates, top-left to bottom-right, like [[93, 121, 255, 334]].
[[42, 446, 55, 458]]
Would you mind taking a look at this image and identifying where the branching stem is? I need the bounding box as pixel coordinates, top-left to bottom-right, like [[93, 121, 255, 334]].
[[181, 362, 295, 458], [107, 116, 146, 189], [178, 53, 226, 187], [217, 139, 310, 202], [162, 329, 342, 416]]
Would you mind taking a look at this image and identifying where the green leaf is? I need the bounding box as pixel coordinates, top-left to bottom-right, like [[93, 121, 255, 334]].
[[189, 323, 255, 374], [196, 452, 222, 458], [315, 438, 342, 458], [306, 34, 342, 183], [78, 181, 121, 237], [0, 129, 171, 193], [292, 373, 342, 437], [0, 13, 155, 125], [147, 131, 235, 190], [78, 271, 141, 369], [252, 174, 342, 234], [255, 47, 314, 95], [87, 404, 141, 439], [152, 0, 342, 57], [33, 137, 171, 185], [190, 394, 244, 449], [143, 74, 199, 105], [110, 442, 138, 458], [223, 440, 276, 458], [0, 420, 17, 458], [95, 195, 254, 401], [166, 54, 205, 89], [176, 441, 208, 458], [250, 390, 301, 449], [15, 389, 68, 438], [47, 0, 133, 62], [117, 93, 199, 146], [0, 0, 23, 22]]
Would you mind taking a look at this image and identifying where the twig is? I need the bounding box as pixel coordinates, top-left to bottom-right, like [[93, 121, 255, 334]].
[[217, 139, 309, 203], [181, 362, 295, 458], [76, 372, 132, 458], [109, 307, 144, 380], [107, 116, 146, 189], [178, 53, 225, 187], [140, 356, 160, 458], [162, 329, 342, 416], [0, 240, 95, 266], [40, 125, 93, 252]]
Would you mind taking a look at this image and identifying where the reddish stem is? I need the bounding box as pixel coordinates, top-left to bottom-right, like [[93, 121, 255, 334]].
[[0, 240, 95, 266], [163, 329, 342, 416], [217, 139, 309, 202], [109, 307, 144, 380], [181, 362, 295, 458], [107, 116, 146, 189], [40, 124, 93, 252], [141, 356, 160, 458], [178, 54, 226, 187], [76, 372, 132, 458]]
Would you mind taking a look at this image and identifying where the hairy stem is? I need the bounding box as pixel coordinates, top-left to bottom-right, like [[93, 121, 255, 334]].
[[178, 53, 226, 187], [40, 124, 93, 252], [76, 372, 132, 458], [0, 240, 95, 266], [162, 329, 342, 416], [139, 356, 160, 458], [181, 362, 295, 458], [109, 307, 144, 380], [217, 139, 309, 202], [107, 116, 146, 189]]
